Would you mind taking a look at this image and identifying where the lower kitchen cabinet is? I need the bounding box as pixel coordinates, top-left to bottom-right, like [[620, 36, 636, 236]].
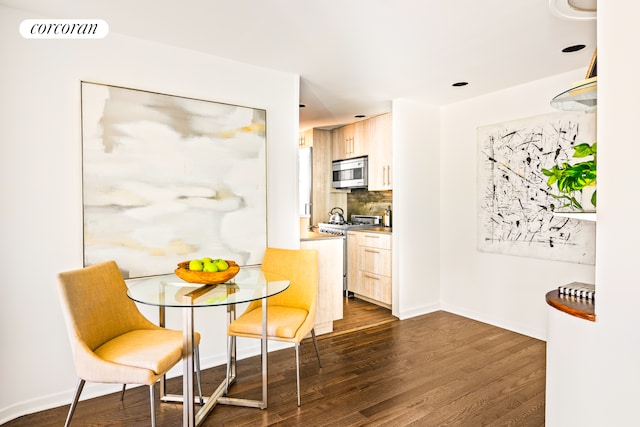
[[300, 236, 344, 335], [347, 230, 392, 308]]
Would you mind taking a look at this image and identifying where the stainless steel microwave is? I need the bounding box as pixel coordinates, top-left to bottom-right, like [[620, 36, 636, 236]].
[[332, 156, 368, 189]]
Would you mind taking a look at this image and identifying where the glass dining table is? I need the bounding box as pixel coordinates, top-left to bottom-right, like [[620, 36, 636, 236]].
[[126, 265, 289, 427]]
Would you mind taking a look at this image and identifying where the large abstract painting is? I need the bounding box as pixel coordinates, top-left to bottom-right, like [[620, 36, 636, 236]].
[[81, 82, 267, 278], [477, 111, 596, 264]]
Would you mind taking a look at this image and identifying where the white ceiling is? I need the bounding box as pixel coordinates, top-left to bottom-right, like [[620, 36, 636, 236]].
[[2, 0, 596, 130]]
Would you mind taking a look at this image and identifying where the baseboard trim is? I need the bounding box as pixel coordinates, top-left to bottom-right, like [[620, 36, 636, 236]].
[[440, 303, 547, 341], [397, 302, 441, 320]]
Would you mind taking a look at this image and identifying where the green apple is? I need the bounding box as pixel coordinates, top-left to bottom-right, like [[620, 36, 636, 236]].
[[215, 259, 229, 272], [201, 257, 213, 264], [203, 261, 219, 273], [188, 259, 204, 271]]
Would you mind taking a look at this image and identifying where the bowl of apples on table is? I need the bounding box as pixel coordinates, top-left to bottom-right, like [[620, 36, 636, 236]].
[[175, 257, 240, 285]]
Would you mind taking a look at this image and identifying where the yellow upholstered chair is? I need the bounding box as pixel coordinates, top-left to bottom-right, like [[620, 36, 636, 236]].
[[57, 260, 202, 427], [227, 248, 322, 406]]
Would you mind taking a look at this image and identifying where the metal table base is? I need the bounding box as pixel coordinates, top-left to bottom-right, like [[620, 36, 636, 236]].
[[158, 298, 269, 426]]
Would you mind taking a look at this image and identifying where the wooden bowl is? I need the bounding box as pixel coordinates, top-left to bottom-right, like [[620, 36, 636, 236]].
[[175, 260, 240, 285]]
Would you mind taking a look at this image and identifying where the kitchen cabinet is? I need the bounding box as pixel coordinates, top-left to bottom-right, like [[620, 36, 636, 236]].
[[331, 121, 368, 161], [347, 230, 392, 308], [330, 114, 392, 189], [367, 113, 392, 191], [300, 235, 344, 335], [298, 128, 313, 148]]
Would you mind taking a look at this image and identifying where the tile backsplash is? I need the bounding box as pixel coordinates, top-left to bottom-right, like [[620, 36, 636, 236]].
[[347, 189, 392, 219]]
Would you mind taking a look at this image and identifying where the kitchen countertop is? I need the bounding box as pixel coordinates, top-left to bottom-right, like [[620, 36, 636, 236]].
[[349, 226, 392, 234], [300, 226, 392, 241], [300, 230, 345, 241]]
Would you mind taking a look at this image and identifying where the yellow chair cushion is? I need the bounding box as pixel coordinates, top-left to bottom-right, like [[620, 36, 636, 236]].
[[229, 306, 308, 339], [94, 329, 183, 375]]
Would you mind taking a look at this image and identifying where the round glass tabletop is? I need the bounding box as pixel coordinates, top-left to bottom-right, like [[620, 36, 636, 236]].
[[126, 265, 289, 308]]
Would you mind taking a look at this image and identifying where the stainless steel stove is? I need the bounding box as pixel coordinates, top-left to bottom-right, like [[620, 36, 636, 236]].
[[318, 215, 381, 293], [318, 214, 382, 235]]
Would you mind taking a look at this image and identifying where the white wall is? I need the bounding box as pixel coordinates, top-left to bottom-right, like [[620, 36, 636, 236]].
[[0, 5, 299, 423], [439, 71, 596, 340], [546, 3, 640, 425], [391, 99, 441, 319]]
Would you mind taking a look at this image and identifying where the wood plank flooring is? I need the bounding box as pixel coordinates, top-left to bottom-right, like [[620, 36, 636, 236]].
[[4, 301, 545, 426], [330, 296, 398, 336]]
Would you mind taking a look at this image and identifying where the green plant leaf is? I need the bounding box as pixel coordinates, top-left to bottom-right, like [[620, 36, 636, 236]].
[[573, 143, 595, 158], [542, 141, 596, 211]]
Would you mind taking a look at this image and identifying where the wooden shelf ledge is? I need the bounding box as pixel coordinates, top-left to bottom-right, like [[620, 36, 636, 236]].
[[546, 289, 596, 322]]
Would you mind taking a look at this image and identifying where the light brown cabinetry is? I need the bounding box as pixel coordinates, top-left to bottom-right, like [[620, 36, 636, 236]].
[[298, 128, 313, 148], [347, 230, 392, 308], [330, 114, 392, 189], [300, 236, 344, 335], [332, 121, 368, 160], [367, 113, 392, 191]]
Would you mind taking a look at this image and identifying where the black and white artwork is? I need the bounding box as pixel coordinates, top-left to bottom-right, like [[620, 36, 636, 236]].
[[477, 111, 596, 264], [81, 82, 267, 278]]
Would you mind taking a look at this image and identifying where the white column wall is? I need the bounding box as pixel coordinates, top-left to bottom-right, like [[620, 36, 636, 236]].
[[391, 99, 441, 319]]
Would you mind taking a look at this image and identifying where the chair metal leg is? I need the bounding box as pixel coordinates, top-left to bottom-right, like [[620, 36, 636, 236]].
[[295, 344, 301, 407], [120, 384, 126, 402], [311, 329, 322, 368], [64, 379, 85, 427], [195, 345, 204, 405], [149, 385, 156, 427], [293, 329, 321, 407]]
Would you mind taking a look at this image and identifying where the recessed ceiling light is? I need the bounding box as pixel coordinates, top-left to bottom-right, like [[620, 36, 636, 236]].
[[452, 82, 468, 87], [354, 114, 366, 118], [562, 44, 586, 53], [299, 104, 306, 108]]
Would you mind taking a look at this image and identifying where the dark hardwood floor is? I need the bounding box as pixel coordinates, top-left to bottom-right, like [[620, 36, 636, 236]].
[[4, 299, 545, 426], [330, 295, 398, 336]]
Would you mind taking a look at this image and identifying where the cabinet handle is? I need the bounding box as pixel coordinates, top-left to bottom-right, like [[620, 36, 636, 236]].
[[364, 249, 380, 254], [382, 166, 387, 186], [364, 274, 380, 280], [386, 165, 391, 186]]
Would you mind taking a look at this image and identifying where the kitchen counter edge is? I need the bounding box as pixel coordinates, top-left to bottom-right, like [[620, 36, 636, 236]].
[[347, 227, 392, 234], [300, 231, 345, 241]]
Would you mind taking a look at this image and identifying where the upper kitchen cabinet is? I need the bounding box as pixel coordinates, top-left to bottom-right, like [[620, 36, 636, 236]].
[[332, 121, 368, 161], [298, 128, 314, 148], [367, 113, 392, 191]]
